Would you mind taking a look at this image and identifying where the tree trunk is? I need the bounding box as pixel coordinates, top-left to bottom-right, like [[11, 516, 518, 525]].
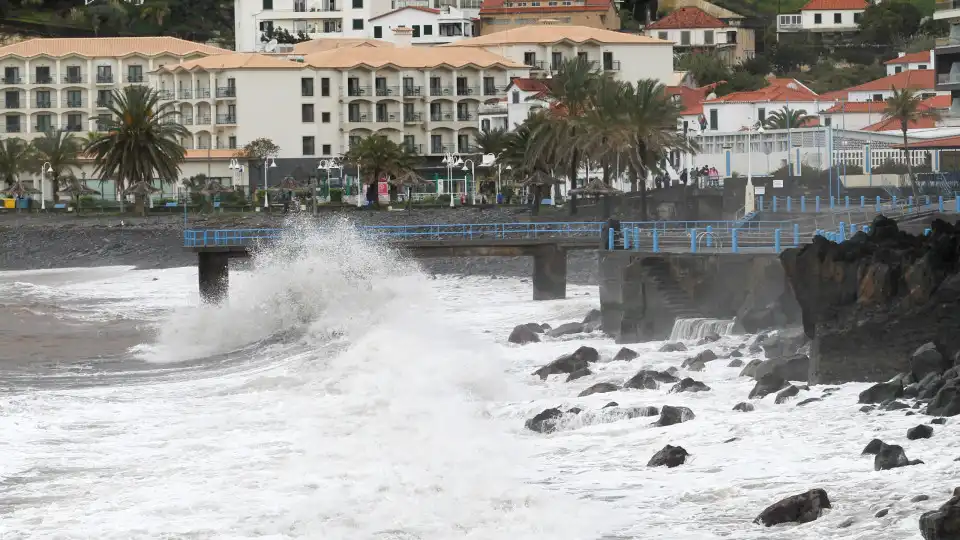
[[569, 149, 579, 215], [406, 187, 413, 211], [51, 172, 60, 203], [903, 127, 917, 200], [630, 166, 647, 221], [135, 194, 146, 217], [603, 162, 611, 185], [531, 185, 541, 216]]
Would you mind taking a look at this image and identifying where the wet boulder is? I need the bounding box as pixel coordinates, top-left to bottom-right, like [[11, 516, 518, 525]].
[[654, 405, 695, 427], [697, 332, 721, 345], [881, 400, 911, 411], [728, 359, 745, 368], [647, 444, 689, 468], [733, 402, 755, 412], [796, 397, 822, 406], [508, 324, 541, 344], [582, 309, 602, 332], [927, 383, 960, 417], [739, 359, 764, 378], [524, 408, 564, 433], [859, 381, 904, 404], [623, 371, 659, 390], [533, 346, 600, 380], [760, 329, 808, 359], [565, 368, 592, 382], [754, 488, 831, 527], [578, 382, 619, 397], [919, 490, 960, 540], [911, 342, 948, 382], [729, 349, 744, 358], [613, 347, 639, 362], [670, 377, 711, 393], [908, 424, 934, 440], [918, 373, 946, 400], [753, 354, 810, 382], [874, 443, 911, 471], [749, 373, 790, 399], [862, 438, 885, 455], [659, 342, 687, 353], [774, 385, 802, 404], [547, 322, 586, 338]]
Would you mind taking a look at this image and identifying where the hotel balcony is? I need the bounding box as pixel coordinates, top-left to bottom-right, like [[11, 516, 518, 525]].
[[456, 86, 480, 97], [216, 114, 237, 125], [375, 85, 400, 97], [478, 103, 507, 115], [345, 85, 372, 97], [402, 85, 422, 97], [32, 75, 54, 85], [216, 87, 237, 98], [401, 142, 422, 154], [2, 75, 23, 84], [63, 74, 85, 84], [429, 85, 454, 97]]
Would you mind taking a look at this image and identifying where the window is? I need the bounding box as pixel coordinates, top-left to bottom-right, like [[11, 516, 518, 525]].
[[67, 113, 81, 131], [97, 89, 111, 107], [34, 66, 51, 84], [551, 51, 562, 70], [709, 109, 718, 130], [602, 51, 614, 70], [431, 134, 442, 153], [824, 117, 832, 127], [66, 66, 81, 83], [302, 104, 314, 122], [96, 65, 112, 83], [352, 0, 362, 7], [301, 77, 314, 97], [895, 66, 903, 74], [727, 30, 737, 43], [403, 135, 415, 152], [512, 91, 520, 104], [833, 12, 841, 23], [704, 30, 714, 45], [374, 26, 382, 38], [228, 136, 237, 149], [919, 64, 928, 70], [872, 93, 883, 101], [303, 136, 315, 155], [523, 52, 536, 66], [352, 19, 363, 30], [854, 12, 862, 23], [263, 0, 273, 9], [423, 25, 433, 35], [658, 31, 667, 40], [127, 65, 143, 82], [680, 31, 690, 45], [758, 108, 766, 124], [259, 21, 274, 33], [481, 119, 490, 131], [320, 77, 330, 96], [814, 13, 822, 24], [66, 90, 81, 107], [321, 111, 331, 123], [322, 144, 331, 155], [36, 90, 51, 108], [413, 25, 420, 37]]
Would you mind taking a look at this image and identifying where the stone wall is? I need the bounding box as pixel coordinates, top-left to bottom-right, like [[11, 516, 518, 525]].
[[599, 251, 800, 343]]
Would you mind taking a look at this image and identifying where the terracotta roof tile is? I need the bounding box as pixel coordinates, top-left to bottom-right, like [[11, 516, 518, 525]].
[[862, 116, 937, 132], [369, 6, 441, 21], [892, 135, 960, 149], [442, 25, 667, 46], [667, 82, 720, 116], [158, 53, 304, 71], [705, 78, 818, 104], [884, 50, 933, 65], [646, 7, 726, 30], [0, 37, 229, 58], [480, 0, 613, 14], [801, 0, 868, 10], [819, 89, 848, 102], [184, 150, 239, 159], [509, 77, 550, 92], [293, 38, 392, 54], [922, 95, 951, 109], [846, 70, 935, 92], [305, 46, 527, 69]]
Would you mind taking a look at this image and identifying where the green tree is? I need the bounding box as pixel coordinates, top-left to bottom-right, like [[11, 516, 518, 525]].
[[31, 129, 82, 203], [85, 85, 189, 215], [762, 106, 813, 129], [858, 0, 923, 46], [883, 87, 942, 196], [342, 135, 417, 204], [473, 128, 512, 195], [0, 136, 33, 188]]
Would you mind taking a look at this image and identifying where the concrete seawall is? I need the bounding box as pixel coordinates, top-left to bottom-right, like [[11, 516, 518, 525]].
[[599, 251, 800, 343]]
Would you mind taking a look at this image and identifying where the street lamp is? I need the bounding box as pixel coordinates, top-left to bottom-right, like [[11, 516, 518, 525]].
[[745, 125, 764, 213], [40, 162, 52, 211], [262, 157, 276, 210], [461, 158, 476, 205], [441, 151, 461, 208], [317, 158, 341, 211], [228, 158, 244, 192]]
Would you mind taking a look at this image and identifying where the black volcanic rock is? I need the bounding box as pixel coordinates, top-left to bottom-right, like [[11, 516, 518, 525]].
[[749, 373, 790, 399], [919, 490, 960, 539], [654, 405, 695, 427], [613, 347, 639, 361], [875, 443, 911, 471], [862, 438, 885, 455], [509, 324, 541, 344], [780, 217, 960, 384], [578, 382, 619, 397], [774, 385, 802, 404], [739, 359, 764, 378], [659, 342, 687, 353], [927, 383, 960, 417], [728, 359, 745, 368], [859, 381, 904, 404], [565, 368, 592, 382], [754, 489, 831, 527], [733, 401, 755, 412], [754, 354, 810, 382], [582, 309, 602, 332], [647, 444, 689, 468], [669, 377, 711, 393], [524, 408, 563, 433], [547, 322, 586, 338], [533, 346, 600, 379], [912, 342, 948, 381], [908, 424, 934, 440]]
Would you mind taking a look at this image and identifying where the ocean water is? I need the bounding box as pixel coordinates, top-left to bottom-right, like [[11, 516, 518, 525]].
[[0, 219, 953, 539]]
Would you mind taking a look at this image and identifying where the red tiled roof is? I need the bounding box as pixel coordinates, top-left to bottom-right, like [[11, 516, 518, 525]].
[[369, 6, 440, 20], [667, 82, 721, 116], [862, 116, 937, 132], [705, 78, 818, 104], [480, 0, 613, 14], [801, 0, 868, 10], [885, 50, 933, 65], [509, 77, 550, 92], [921, 94, 950, 109], [819, 89, 848, 103], [646, 7, 726, 29], [846, 70, 935, 92], [800, 117, 821, 127], [892, 135, 960, 149], [821, 101, 886, 113]]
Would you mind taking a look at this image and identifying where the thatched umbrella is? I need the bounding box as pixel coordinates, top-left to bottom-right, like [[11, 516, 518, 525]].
[[123, 181, 161, 216], [59, 176, 100, 214], [268, 176, 309, 193], [388, 171, 431, 209], [570, 178, 623, 218], [2, 180, 40, 199], [518, 170, 564, 215], [200, 180, 234, 196]]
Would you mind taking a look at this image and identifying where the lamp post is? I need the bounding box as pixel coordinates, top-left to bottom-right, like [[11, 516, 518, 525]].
[[461, 158, 476, 205], [228, 158, 244, 191], [317, 158, 341, 212], [745, 125, 764, 214], [441, 151, 461, 208], [40, 162, 52, 211], [261, 157, 276, 210]]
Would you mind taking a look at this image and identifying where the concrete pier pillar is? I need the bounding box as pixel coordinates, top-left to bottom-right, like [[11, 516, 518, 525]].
[[198, 251, 230, 303], [532, 244, 567, 301]]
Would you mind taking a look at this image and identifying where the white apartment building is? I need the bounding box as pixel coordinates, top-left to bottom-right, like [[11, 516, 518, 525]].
[[701, 78, 819, 132], [885, 50, 934, 76], [644, 6, 756, 65], [0, 37, 228, 139], [153, 31, 529, 162], [934, 0, 960, 122], [234, 0, 481, 52], [776, 0, 868, 35], [369, 5, 477, 45], [477, 77, 549, 132], [443, 25, 673, 85]]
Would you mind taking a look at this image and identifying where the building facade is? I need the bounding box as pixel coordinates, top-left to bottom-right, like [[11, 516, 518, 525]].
[[700, 78, 819, 132], [885, 50, 934, 76], [444, 25, 673, 85], [935, 0, 960, 123], [644, 6, 756, 65], [477, 77, 548, 131], [478, 0, 619, 34], [0, 37, 229, 139], [368, 5, 478, 45], [776, 0, 868, 35]]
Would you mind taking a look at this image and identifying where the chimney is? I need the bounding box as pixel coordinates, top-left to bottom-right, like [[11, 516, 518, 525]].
[[898, 52, 906, 58], [392, 26, 413, 47]]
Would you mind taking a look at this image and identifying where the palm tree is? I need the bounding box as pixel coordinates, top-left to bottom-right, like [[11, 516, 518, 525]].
[[32, 130, 82, 203], [0, 136, 33, 188], [884, 87, 942, 196], [473, 127, 512, 196], [577, 77, 632, 186], [762, 106, 812, 129], [541, 56, 604, 212], [342, 135, 418, 204], [85, 85, 189, 215]]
